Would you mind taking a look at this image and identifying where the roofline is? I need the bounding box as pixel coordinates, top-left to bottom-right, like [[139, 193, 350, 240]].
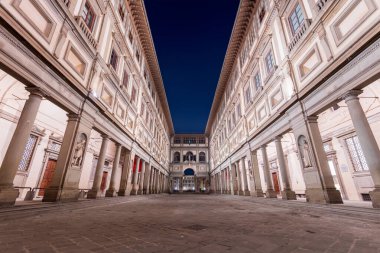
[[128, 0, 175, 135], [204, 0, 256, 135]]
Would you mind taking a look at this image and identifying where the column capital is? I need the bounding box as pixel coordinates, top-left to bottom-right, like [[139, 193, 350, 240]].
[[100, 134, 109, 140], [306, 116, 319, 123], [274, 135, 283, 142], [67, 113, 80, 122], [25, 87, 46, 98], [342, 90, 363, 102], [115, 143, 122, 147], [261, 144, 267, 149]]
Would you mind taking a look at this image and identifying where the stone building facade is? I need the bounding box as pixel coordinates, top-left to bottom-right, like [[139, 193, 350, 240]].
[[0, 0, 172, 206], [207, 0, 380, 207], [169, 135, 209, 193]]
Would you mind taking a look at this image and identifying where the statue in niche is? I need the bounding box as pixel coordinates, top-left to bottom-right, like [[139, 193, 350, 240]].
[[299, 136, 312, 168], [72, 133, 87, 167]]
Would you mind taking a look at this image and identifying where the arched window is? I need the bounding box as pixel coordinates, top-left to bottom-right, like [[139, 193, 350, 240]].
[[184, 151, 195, 162], [199, 152, 206, 162], [173, 152, 180, 163]]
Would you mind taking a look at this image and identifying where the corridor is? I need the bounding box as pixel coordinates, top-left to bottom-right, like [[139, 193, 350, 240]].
[[0, 195, 379, 253]]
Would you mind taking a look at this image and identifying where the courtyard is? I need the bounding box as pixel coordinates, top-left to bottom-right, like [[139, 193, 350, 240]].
[[0, 195, 379, 253]]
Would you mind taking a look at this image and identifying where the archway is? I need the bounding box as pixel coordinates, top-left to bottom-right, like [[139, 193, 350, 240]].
[[183, 168, 195, 192]]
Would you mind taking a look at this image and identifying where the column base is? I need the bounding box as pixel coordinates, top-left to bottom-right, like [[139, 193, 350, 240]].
[[243, 190, 251, 196], [137, 189, 143, 195], [265, 190, 278, 198], [306, 188, 343, 204], [251, 190, 264, 197], [130, 189, 138, 195], [105, 189, 118, 197], [238, 190, 245, 196], [369, 189, 380, 208], [117, 190, 130, 196], [87, 189, 103, 199], [281, 190, 297, 200], [0, 186, 18, 206], [43, 188, 80, 202], [233, 190, 239, 195]]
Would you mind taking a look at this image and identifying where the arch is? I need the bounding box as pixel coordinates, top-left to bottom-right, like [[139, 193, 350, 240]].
[[184, 151, 196, 162], [184, 168, 195, 176], [173, 152, 180, 162], [199, 152, 206, 162]]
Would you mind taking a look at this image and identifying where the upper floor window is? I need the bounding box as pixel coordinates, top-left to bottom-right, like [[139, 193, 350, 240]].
[[122, 70, 129, 90], [244, 85, 252, 105], [109, 48, 119, 71], [254, 72, 262, 90], [265, 50, 275, 74], [118, 0, 126, 21], [173, 152, 180, 163], [174, 138, 181, 144], [131, 86, 137, 103], [345, 136, 369, 172], [136, 50, 140, 62], [236, 103, 242, 118], [82, 1, 96, 31], [128, 30, 133, 44], [289, 3, 305, 34], [258, 7, 266, 24], [140, 102, 145, 116], [198, 138, 205, 144], [199, 152, 206, 162]]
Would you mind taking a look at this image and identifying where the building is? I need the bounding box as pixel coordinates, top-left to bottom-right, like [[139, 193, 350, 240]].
[[207, 0, 380, 207], [0, 0, 380, 209], [0, 0, 172, 205], [169, 134, 209, 193]]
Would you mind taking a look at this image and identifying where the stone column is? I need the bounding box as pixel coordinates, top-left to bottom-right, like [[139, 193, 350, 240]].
[[261, 145, 277, 198], [240, 157, 250, 196], [106, 143, 122, 197], [231, 165, 238, 195], [0, 87, 44, 206], [236, 162, 244, 195], [130, 157, 140, 195], [344, 90, 380, 207], [87, 135, 109, 199], [179, 175, 183, 193], [306, 116, 343, 204], [118, 150, 132, 196], [144, 163, 151, 194], [228, 167, 234, 195], [137, 160, 146, 195], [250, 150, 264, 197], [274, 137, 296, 200]]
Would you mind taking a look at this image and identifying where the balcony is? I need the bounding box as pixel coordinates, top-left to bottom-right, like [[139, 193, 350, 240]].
[[288, 19, 312, 52], [74, 16, 98, 49]]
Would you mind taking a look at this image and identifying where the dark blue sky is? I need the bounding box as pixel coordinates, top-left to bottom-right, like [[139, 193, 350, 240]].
[[145, 0, 240, 133]]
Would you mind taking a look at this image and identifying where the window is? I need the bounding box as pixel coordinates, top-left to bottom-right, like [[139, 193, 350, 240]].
[[184, 137, 196, 144], [259, 7, 266, 23], [244, 86, 252, 105], [254, 72, 262, 90], [18, 134, 38, 171], [199, 152, 206, 162], [198, 138, 206, 144], [128, 30, 133, 44], [109, 49, 119, 71], [174, 138, 181, 144], [82, 1, 96, 31], [118, 0, 126, 21], [136, 50, 140, 62], [236, 103, 242, 118], [140, 102, 145, 116], [345, 136, 369, 172], [121, 70, 129, 90], [101, 86, 113, 107], [131, 86, 137, 103], [265, 50, 275, 74], [184, 152, 196, 162], [173, 152, 180, 163], [289, 3, 304, 34]]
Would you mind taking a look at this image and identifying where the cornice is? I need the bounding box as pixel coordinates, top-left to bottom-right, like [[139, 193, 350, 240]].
[[205, 0, 257, 135], [127, 0, 174, 135]]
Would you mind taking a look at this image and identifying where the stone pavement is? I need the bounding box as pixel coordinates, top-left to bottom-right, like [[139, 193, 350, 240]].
[[0, 194, 379, 253]]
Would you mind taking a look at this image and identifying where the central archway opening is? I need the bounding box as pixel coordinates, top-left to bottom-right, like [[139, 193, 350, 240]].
[[183, 168, 195, 192]]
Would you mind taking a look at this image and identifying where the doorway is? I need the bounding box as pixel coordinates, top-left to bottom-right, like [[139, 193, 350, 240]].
[[100, 171, 108, 192], [272, 172, 280, 193], [38, 159, 57, 196]]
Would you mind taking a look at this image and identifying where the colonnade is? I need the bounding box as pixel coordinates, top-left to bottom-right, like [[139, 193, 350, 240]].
[[210, 90, 380, 208], [0, 87, 169, 206]]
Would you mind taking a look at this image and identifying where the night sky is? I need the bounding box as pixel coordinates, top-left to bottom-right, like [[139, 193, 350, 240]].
[[144, 0, 240, 133]]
